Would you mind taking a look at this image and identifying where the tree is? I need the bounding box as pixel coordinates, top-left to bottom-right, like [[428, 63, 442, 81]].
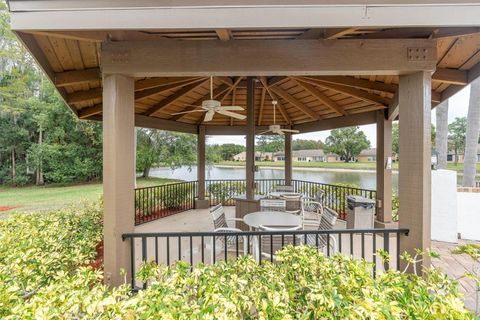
[[392, 122, 399, 155], [325, 127, 370, 162], [206, 143, 245, 162], [292, 139, 324, 151], [256, 135, 284, 153], [463, 79, 480, 187], [448, 117, 467, 166], [435, 100, 449, 169]]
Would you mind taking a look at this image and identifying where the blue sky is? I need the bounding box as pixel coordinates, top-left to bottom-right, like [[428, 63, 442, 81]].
[[207, 85, 472, 147]]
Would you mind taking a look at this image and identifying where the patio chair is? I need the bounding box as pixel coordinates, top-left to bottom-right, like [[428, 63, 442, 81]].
[[305, 207, 338, 255], [304, 189, 325, 203], [209, 204, 248, 263], [281, 194, 303, 215], [274, 185, 294, 192], [260, 199, 286, 212], [256, 224, 302, 262], [302, 200, 323, 229]]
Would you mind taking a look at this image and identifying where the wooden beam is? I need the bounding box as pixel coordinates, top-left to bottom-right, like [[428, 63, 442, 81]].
[[79, 104, 102, 119], [135, 115, 197, 134], [293, 78, 348, 116], [259, 77, 291, 124], [135, 78, 206, 101], [299, 78, 390, 106], [216, 29, 232, 41], [135, 77, 202, 91], [102, 39, 437, 77], [68, 87, 102, 104], [55, 68, 100, 87], [432, 68, 467, 85], [216, 76, 233, 86], [246, 77, 256, 200], [229, 87, 236, 126], [292, 111, 377, 134], [387, 90, 399, 121], [267, 76, 288, 87], [301, 75, 397, 94], [440, 61, 480, 102], [144, 79, 209, 116], [257, 87, 266, 126], [324, 28, 357, 39], [270, 85, 321, 121]]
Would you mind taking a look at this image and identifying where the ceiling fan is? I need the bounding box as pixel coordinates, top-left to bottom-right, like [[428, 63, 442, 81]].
[[171, 77, 246, 122], [258, 101, 299, 135]]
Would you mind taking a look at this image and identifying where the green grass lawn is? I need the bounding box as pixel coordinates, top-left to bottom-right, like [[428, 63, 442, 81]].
[[219, 160, 480, 172], [0, 177, 178, 213]]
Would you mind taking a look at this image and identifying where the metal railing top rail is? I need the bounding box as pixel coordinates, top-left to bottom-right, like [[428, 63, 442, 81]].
[[292, 179, 376, 192], [122, 228, 408, 239], [134, 180, 197, 191]]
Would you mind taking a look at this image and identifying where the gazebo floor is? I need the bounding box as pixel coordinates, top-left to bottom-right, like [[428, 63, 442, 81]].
[[134, 207, 478, 311]]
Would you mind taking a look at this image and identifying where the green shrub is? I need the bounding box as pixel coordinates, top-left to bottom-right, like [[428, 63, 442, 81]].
[[207, 181, 246, 203], [162, 183, 195, 209]]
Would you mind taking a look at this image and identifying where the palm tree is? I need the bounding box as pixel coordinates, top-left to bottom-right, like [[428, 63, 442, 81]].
[[463, 79, 480, 187], [435, 100, 449, 169]]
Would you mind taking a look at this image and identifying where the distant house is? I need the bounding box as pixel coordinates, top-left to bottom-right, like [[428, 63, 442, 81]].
[[274, 149, 326, 162], [447, 144, 480, 163], [356, 148, 377, 163], [233, 151, 274, 161], [326, 154, 343, 162]]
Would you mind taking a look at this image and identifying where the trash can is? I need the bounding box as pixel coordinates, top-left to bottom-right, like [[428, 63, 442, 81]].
[[346, 195, 375, 229]]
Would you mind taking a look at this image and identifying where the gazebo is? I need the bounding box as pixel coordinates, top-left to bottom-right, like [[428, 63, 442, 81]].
[[7, 0, 480, 286]]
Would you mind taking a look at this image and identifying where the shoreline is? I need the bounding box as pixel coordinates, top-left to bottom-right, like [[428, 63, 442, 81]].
[[214, 164, 400, 174]]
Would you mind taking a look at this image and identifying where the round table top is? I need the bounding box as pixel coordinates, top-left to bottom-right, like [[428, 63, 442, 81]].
[[268, 191, 302, 198], [243, 211, 302, 229]]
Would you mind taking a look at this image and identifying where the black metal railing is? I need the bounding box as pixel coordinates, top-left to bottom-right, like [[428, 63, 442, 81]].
[[135, 181, 198, 225], [122, 228, 409, 290], [135, 179, 376, 224]]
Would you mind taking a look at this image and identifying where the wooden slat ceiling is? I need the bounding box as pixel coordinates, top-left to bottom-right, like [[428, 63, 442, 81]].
[[21, 27, 480, 126]]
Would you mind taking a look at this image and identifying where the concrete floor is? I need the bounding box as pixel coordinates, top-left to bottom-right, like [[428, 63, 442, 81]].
[[134, 207, 478, 312]]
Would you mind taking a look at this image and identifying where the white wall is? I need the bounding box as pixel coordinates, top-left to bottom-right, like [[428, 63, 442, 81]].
[[457, 191, 480, 241], [431, 170, 458, 243]]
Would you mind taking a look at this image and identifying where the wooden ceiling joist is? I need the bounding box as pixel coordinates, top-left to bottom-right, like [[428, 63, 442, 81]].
[[67, 87, 102, 104], [259, 77, 291, 125], [432, 68, 468, 85], [324, 28, 357, 39], [144, 79, 209, 116], [301, 76, 397, 94], [216, 29, 232, 41], [134, 77, 202, 91], [293, 78, 348, 116], [257, 87, 267, 126], [54, 68, 100, 87], [79, 104, 102, 119], [269, 85, 321, 121], [135, 78, 206, 101]]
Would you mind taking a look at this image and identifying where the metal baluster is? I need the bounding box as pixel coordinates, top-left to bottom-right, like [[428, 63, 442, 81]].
[[361, 233, 365, 259], [155, 236, 158, 264], [201, 235, 205, 263], [166, 236, 170, 265], [189, 236, 193, 266], [130, 237, 135, 289], [270, 235, 273, 263], [383, 231, 390, 271], [350, 233, 354, 256], [178, 236, 182, 261], [142, 237, 147, 289], [396, 231, 401, 271], [372, 232, 377, 278]]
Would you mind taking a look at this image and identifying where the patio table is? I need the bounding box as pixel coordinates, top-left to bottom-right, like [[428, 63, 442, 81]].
[[268, 191, 302, 198], [243, 211, 302, 230]]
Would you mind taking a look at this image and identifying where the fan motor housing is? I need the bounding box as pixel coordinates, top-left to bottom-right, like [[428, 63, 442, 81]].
[[202, 100, 221, 109]]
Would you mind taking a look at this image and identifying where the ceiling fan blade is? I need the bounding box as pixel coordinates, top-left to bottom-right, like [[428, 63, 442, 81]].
[[218, 106, 243, 111], [274, 130, 285, 135], [217, 110, 246, 120], [257, 130, 272, 135], [280, 129, 300, 133], [171, 109, 205, 115], [204, 110, 215, 122]]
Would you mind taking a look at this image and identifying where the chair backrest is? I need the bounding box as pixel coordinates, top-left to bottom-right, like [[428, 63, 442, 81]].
[[318, 207, 338, 231], [274, 185, 294, 192], [282, 194, 303, 214], [315, 189, 325, 203], [302, 200, 323, 227], [260, 199, 286, 212], [210, 203, 228, 230], [259, 225, 301, 255]]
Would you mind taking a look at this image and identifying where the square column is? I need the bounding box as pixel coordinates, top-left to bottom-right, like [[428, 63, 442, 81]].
[[103, 74, 136, 287], [196, 125, 209, 208], [375, 110, 393, 227], [398, 71, 432, 271], [245, 77, 256, 199], [284, 131, 293, 185]]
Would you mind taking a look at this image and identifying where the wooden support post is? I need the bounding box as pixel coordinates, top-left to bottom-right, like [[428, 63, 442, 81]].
[[398, 71, 432, 271], [375, 110, 394, 227], [102, 74, 135, 287], [246, 77, 256, 200], [285, 131, 293, 186], [196, 125, 209, 209]]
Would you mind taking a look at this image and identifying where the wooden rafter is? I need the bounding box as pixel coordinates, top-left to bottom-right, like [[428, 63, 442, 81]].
[[55, 68, 100, 87], [68, 87, 102, 104], [440, 61, 480, 103], [230, 87, 237, 126], [135, 78, 206, 101], [267, 76, 288, 87], [269, 85, 321, 121], [298, 77, 390, 106], [144, 79, 209, 116], [301, 76, 397, 94], [216, 29, 232, 41], [79, 104, 102, 119], [324, 28, 357, 39], [432, 68, 468, 85], [293, 78, 348, 116], [257, 87, 266, 126], [135, 77, 202, 91], [259, 77, 291, 125]]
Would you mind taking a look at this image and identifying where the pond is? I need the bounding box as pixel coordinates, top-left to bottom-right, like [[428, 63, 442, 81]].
[[150, 165, 402, 192]]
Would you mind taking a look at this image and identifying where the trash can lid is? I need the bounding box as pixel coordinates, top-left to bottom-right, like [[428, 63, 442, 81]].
[[346, 195, 376, 204]]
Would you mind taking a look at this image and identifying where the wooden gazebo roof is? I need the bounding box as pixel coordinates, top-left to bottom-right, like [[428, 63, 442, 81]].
[[14, 27, 480, 129]]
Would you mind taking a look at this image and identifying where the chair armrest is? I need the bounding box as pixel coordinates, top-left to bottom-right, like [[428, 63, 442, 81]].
[[214, 227, 243, 233], [226, 218, 245, 223]]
